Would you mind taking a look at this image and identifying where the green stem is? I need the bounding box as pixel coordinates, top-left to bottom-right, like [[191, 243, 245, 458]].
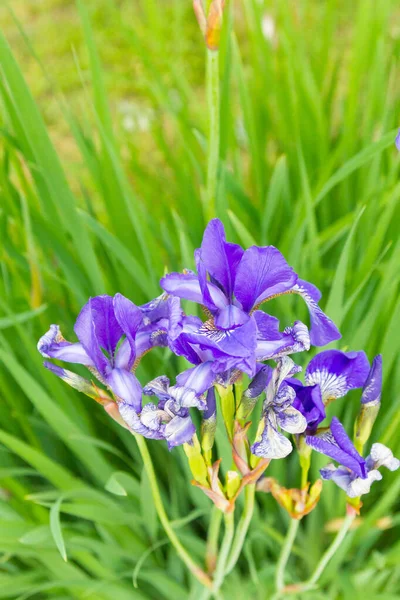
[[212, 511, 235, 595], [275, 518, 300, 592], [205, 48, 220, 221], [134, 434, 212, 589], [303, 512, 355, 589], [224, 484, 256, 575], [206, 506, 223, 574]]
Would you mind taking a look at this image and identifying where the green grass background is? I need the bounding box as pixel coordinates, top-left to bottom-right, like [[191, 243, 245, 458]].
[[1, 0, 400, 598]]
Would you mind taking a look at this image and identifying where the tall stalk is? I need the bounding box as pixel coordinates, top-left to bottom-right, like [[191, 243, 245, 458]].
[[275, 518, 300, 592], [297, 512, 355, 593], [225, 484, 256, 574], [205, 47, 220, 221], [134, 434, 212, 590]]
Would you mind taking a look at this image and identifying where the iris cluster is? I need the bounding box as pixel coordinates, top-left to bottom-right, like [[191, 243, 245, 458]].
[[38, 219, 398, 507]]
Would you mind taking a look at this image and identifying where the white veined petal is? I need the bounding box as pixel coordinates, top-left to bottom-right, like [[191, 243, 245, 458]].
[[369, 443, 400, 471]]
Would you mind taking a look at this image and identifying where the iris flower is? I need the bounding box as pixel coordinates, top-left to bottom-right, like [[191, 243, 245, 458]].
[[307, 417, 399, 497], [250, 357, 308, 459], [286, 349, 370, 432], [161, 219, 340, 361]]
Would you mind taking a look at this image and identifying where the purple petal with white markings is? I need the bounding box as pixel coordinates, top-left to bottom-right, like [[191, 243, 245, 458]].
[[305, 349, 370, 402]]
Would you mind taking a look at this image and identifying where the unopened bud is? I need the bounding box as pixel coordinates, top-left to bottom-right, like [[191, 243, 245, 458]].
[[354, 355, 382, 451], [226, 471, 241, 499], [184, 434, 209, 486], [193, 0, 226, 51]]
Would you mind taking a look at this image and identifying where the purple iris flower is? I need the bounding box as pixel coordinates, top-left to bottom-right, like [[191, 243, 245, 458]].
[[250, 357, 307, 459], [161, 219, 340, 349], [119, 359, 217, 449], [307, 418, 399, 497], [286, 379, 325, 433], [38, 293, 182, 411], [304, 349, 370, 404]]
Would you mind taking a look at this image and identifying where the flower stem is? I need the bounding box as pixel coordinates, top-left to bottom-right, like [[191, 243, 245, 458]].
[[275, 518, 300, 592], [134, 434, 212, 589], [205, 47, 220, 221], [212, 511, 235, 595], [303, 512, 355, 589], [206, 506, 223, 574], [224, 483, 256, 575]]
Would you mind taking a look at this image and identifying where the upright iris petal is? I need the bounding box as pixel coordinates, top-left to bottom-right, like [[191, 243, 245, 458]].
[[197, 218, 244, 298], [234, 246, 297, 312], [286, 379, 325, 432], [361, 354, 382, 405]]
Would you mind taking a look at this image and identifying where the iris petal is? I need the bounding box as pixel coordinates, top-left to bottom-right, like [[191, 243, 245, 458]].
[[234, 246, 297, 312]]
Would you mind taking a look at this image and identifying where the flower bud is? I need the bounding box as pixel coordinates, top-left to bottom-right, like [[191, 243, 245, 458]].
[[354, 355, 382, 451], [184, 434, 209, 486], [226, 471, 241, 500], [216, 384, 235, 440], [193, 0, 226, 51]]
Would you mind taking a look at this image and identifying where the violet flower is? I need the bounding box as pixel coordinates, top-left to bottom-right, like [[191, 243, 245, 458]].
[[251, 357, 307, 459], [307, 418, 399, 497], [304, 349, 370, 404], [38, 293, 182, 411], [161, 219, 340, 349]]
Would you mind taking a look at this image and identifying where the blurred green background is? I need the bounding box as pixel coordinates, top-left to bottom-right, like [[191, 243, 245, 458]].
[[1, 0, 400, 598]]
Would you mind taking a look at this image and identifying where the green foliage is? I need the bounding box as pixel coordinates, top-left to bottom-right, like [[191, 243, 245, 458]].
[[1, 0, 400, 597]]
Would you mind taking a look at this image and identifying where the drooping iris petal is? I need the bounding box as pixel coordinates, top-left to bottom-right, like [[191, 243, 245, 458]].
[[143, 376, 171, 401], [276, 406, 307, 434], [320, 464, 382, 498], [198, 218, 244, 298], [113, 293, 143, 369], [254, 312, 310, 361], [305, 349, 370, 403], [118, 402, 165, 439], [165, 414, 196, 449], [366, 443, 400, 471], [160, 272, 228, 310], [168, 385, 207, 410], [306, 417, 367, 478], [291, 279, 341, 346], [251, 414, 293, 459], [234, 246, 297, 312], [43, 361, 97, 397], [361, 355, 382, 405], [38, 325, 94, 366], [287, 379, 325, 431], [181, 316, 257, 376], [106, 368, 142, 412]]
